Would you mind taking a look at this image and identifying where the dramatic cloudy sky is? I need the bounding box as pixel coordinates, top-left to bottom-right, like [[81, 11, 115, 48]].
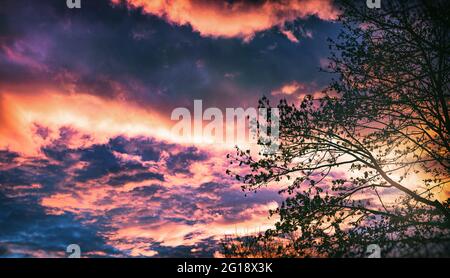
[[0, 0, 343, 257]]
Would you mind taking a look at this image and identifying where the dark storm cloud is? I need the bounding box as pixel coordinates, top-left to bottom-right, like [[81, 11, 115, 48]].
[[0, 0, 336, 257], [0, 192, 122, 257], [33, 123, 51, 140], [197, 182, 227, 193], [0, 157, 66, 190], [75, 144, 122, 182], [107, 171, 164, 186], [0, 167, 31, 187], [0, 0, 340, 114], [127, 180, 282, 226], [0, 131, 282, 257], [130, 184, 167, 196], [166, 146, 208, 174], [37, 131, 166, 184], [0, 150, 19, 164], [109, 136, 164, 162], [148, 238, 217, 258], [2, 128, 212, 189]]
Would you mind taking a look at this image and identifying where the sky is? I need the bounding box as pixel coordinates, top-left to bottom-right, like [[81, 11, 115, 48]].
[[0, 0, 343, 257]]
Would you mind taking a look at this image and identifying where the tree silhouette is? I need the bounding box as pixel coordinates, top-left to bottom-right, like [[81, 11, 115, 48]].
[[227, 0, 450, 257]]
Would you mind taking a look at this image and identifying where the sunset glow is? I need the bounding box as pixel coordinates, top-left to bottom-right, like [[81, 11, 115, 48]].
[[1, 0, 448, 259]]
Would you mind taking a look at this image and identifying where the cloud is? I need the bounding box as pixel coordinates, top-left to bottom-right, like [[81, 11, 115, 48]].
[[0, 0, 340, 121], [271, 81, 304, 95], [0, 0, 339, 257], [0, 150, 19, 164], [113, 0, 339, 41], [166, 146, 208, 175], [0, 192, 122, 258], [280, 29, 300, 43], [108, 172, 164, 186], [1, 128, 282, 257]]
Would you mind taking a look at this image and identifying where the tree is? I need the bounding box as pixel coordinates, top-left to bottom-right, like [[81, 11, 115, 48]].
[[227, 0, 450, 257]]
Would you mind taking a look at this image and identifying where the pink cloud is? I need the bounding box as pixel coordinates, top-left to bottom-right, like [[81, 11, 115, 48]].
[[271, 81, 304, 95], [280, 29, 300, 43], [112, 0, 339, 41]]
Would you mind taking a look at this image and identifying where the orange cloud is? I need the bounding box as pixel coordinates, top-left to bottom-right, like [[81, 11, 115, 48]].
[[112, 0, 339, 41], [0, 90, 172, 155], [271, 81, 304, 95], [1, 45, 48, 71], [106, 201, 279, 254], [0, 88, 255, 156]]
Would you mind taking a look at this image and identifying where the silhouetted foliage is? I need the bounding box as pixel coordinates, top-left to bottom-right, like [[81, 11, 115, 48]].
[[227, 0, 450, 257]]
